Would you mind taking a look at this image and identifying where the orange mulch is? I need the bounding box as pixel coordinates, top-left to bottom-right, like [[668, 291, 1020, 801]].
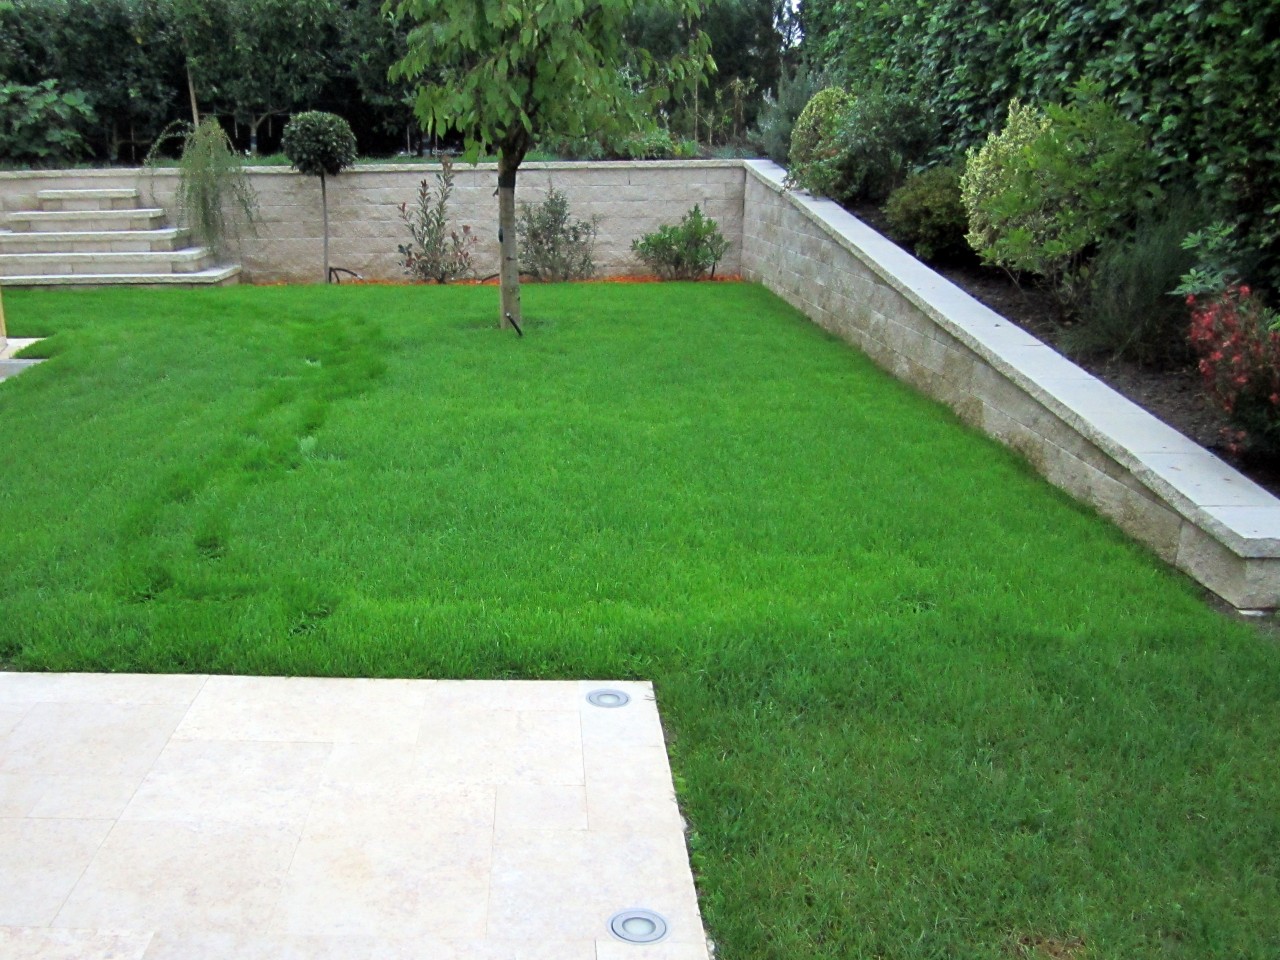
[[310, 274, 745, 287]]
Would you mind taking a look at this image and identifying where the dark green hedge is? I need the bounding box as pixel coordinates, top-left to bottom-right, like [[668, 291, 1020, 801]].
[[804, 0, 1280, 290]]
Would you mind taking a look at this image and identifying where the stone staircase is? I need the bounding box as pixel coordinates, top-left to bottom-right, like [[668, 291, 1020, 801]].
[[0, 188, 240, 287]]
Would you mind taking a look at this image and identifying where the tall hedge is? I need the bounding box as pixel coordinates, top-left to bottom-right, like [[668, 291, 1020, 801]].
[[803, 0, 1280, 291]]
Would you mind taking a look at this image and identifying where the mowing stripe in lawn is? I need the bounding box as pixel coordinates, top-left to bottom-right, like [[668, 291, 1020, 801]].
[[0, 283, 1276, 959]]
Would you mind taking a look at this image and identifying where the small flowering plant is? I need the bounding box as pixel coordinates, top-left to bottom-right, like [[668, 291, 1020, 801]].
[[1185, 285, 1280, 457], [1177, 223, 1280, 457]]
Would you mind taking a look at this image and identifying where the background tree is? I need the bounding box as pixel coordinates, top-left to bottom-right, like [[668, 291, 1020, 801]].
[[390, 0, 712, 329], [281, 111, 357, 283], [337, 0, 421, 155], [219, 0, 341, 155]]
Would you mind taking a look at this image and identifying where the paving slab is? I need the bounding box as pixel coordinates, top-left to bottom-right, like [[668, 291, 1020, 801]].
[[0, 673, 709, 959]]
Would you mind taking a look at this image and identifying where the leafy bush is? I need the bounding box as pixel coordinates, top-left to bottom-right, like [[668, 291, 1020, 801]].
[[397, 157, 477, 283], [884, 165, 969, 263], [517, 187, 598, 282], [752, 63, 821, 166], [961, 91, 1159, 306], [1066, 197, 1203, 366], [1186, 285, 1280, 459], [146, 119, 258, 257], [1173, 223, 1280, 458], [0, 80, 94, 165], [826, 89, 935, 203], [632, 205, 730, 280], [786, 86, 852, 196], [281, 111, 357, 179], [806, 0, 1280, 295]]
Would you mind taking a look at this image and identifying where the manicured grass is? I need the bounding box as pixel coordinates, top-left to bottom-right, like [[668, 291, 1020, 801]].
[[1, 283, 1277, 958]]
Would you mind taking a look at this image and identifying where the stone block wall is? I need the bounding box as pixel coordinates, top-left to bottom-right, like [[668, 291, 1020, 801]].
[[0, 161, 745, 284], [741, 159, 1280, 610]]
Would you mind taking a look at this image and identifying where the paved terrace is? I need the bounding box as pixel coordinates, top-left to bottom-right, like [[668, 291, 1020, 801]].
[[0, 673, 708, 960]]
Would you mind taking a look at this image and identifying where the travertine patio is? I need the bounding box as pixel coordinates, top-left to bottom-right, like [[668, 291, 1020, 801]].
[[0, 673, 708, 960]]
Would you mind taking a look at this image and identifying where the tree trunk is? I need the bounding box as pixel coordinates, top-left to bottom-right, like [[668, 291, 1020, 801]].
[[321, 173, 330, 285], [185, 63, 200, 126], [497, 150, 522, 330]]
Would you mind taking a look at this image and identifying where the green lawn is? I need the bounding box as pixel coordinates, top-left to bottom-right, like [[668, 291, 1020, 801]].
[[1, 283, 1276, 958]]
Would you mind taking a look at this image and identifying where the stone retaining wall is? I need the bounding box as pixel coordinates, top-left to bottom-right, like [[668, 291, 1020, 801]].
[[5, 158, 1279, 608], [0, 161, 745, 284], [741, 159, 1280, 610]]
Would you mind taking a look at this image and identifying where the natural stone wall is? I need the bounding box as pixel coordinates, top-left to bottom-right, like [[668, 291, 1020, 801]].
[[0, 161, 745, 284], [741, 159, 1280, 610]]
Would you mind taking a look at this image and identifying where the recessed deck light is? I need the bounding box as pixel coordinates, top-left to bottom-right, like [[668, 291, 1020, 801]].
[[586, 688, 631, 708], [609, 908, 669, 943]]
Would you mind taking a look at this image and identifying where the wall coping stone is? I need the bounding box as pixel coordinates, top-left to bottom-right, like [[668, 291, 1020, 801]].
[[744, 159, 1280, 576], [0, 159, 743, 182]]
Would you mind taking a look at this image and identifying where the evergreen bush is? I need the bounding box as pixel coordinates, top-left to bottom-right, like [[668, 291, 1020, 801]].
[[517, 187, 598, 282], [632, 205, 730, 280], [752, 64, 821, 167], [786, 87, 852, 197], [961, 90, 1159, 308], [884, 165, 969, 263]]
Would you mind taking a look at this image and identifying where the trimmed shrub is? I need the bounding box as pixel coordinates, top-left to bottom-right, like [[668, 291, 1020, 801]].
[[281, 111, 357, 179], [786, 86, 852, 196], [827, 89, 934, 203], [632, 205, 730, 280], [282, 111, 357, 282], [518, 186, 598, 282], [961, 91, 1159, 306], [884, 165, 969, 263]]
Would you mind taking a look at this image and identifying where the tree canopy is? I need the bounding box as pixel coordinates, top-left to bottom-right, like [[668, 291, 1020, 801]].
[[389, 0, 713, 327]]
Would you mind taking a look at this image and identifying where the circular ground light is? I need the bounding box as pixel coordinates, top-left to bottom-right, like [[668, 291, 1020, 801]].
[[609, 909, 669, 944], [586, 688, 631, 708]]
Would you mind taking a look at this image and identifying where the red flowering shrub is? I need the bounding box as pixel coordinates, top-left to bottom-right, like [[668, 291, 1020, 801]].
[[1186, 285, 1280, 457]]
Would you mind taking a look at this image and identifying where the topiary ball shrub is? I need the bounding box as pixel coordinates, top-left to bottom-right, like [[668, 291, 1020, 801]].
[[787, 86, 853, 197], [961, 88, 1160, 308], [884, 165, 969, 263], [281, 111, 357, 179], [827, 89, 935, 204]]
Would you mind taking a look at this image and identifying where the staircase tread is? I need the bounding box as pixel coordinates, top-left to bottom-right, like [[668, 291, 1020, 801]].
[[0, 265, 240, 285], [9, 208, 166, 219], [0, 228, 184, 240], [37, 188, 141, 198], [0, 248, 211, 260]]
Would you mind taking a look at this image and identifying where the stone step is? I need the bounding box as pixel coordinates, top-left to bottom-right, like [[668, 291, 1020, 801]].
[[6, 209, 168, 233], [0, 264, 241, 288], [0, 358, 43, 382], [0, 228, 191, 254], [0, 248, 215, 277], [37, 187, 142, 212]]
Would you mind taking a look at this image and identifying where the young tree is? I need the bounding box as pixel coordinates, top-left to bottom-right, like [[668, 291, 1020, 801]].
[[281, 111, 357, 283], [389, 0, 712, 329]]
